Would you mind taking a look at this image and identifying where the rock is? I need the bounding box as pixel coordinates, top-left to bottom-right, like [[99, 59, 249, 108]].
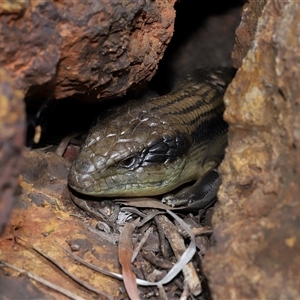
[[232, 0, 266, 68], [204, 1, 300, 299], [0, 0, 176, 101], [0, 68, 25, 234]]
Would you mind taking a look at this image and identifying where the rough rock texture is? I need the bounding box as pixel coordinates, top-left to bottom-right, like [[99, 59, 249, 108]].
[[0, 0, 175, 231], [204, 1, 300, 299], [0, 69, 25, 234], [0, 149, 122, 299], [232, 0, 266, 68], [0, 0, 176, 101]]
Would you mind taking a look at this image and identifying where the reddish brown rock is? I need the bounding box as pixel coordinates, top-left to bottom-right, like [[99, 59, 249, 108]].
[[0, 0, 176, 101], [232, 0, 266, 68], [204, 1, 300, 299], [0, 68, 25, 234]]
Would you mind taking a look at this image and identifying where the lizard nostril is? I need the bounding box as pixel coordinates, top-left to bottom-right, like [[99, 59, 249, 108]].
[[75, 158, 96, 174], [68, 165, 95, 191]]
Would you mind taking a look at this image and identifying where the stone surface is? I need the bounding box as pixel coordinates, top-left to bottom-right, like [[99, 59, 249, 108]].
[[0, 148, 121, 299], [0, 0, 176, 101], [203, 1, 300, 299], [0, 68, 25, 234], [232, 0, 266, 68]]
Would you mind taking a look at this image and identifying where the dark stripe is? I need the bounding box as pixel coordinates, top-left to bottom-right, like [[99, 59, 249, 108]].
[[183, 102, 225, 127], [149, 81, 210, 113], [149, 92, 189, 112], [192, 116, 228, 144], [161, 87, 214, 117]]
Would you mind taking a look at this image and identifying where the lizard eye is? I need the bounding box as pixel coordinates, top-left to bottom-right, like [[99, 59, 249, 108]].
[[119, 156, 137, 169]]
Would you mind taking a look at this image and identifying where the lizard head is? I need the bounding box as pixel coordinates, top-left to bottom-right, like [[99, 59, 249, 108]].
[[68, 104, 193, 197]]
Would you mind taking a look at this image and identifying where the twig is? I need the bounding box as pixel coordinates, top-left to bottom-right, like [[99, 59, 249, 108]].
[[32, 245, 113, 299], [131, 227, 153, 262], [87, 226, 119, 245], [155, 215, 169, 259], [180, 281, 191, 300], [55, 133, 78, 156], [157, 283, 168, 300], [142, 251, 174, 269], [54, 240, 123, 281], [137, 210, 165, 228], [192, 226, 213, 236], [155, 215, 201, 296], [177, 225, 213, 239], [0, 260, 85, 300]]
